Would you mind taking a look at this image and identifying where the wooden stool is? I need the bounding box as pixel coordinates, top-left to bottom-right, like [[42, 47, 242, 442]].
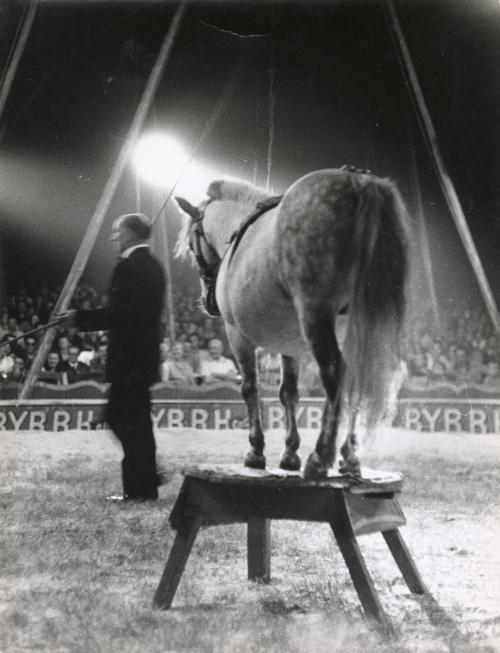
[[153, 465, 425, 630]]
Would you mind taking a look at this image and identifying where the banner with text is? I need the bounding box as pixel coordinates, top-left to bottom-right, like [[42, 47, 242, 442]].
[[0, 380, 499, 432]]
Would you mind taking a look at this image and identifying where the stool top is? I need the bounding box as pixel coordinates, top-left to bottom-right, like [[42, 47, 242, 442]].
[[182, 464, 403, 494]]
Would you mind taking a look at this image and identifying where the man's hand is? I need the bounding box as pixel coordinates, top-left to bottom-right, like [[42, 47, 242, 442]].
[[54, 309, 77, 328]]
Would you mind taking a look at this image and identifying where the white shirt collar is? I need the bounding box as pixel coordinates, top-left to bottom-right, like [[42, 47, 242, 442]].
[[121, 243, 149, 259]]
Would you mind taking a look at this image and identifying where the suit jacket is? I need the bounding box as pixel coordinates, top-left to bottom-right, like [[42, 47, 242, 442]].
[[76, 248, 165, 387], [57, 360, 90, 384]]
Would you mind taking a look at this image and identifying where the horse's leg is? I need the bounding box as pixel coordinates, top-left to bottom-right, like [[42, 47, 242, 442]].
[[279, 355, 301, 471], [301, 309, 344, 480], [226, 327, 266, 469], [339, 409, 361, 479]]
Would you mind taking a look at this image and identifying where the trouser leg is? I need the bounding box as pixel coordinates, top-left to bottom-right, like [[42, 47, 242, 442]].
[[106, 384, 158, 499]]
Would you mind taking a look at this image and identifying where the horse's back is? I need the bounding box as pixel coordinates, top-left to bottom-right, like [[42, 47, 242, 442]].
[[275, 168, 361, 307], [216, 204, 307, 356]]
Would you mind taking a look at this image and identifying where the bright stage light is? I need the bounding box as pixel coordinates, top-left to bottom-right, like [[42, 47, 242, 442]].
[[132, 132, 189, 188], [132, 132, 217, 202]]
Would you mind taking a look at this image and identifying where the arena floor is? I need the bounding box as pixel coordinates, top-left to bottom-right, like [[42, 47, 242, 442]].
[[1, 426, 499, 652]]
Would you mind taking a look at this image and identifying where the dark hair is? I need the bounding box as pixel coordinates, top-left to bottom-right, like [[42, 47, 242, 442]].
[[118, 213, 152, 240]]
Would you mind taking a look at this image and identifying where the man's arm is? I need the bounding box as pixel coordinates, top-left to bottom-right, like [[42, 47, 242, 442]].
[[56, 307, 110, 333]]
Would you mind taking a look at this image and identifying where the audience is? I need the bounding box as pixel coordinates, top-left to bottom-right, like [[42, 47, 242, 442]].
[[1, 281, 500, 396]]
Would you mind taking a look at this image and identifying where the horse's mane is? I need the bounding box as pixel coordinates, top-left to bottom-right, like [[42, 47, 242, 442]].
[[175, 177, 271, 258], [207, 177, 270, 206]]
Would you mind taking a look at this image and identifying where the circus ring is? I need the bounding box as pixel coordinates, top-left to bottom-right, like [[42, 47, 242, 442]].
[[1, 380, 499, 651]]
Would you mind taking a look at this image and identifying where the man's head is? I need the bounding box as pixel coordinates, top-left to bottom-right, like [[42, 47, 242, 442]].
[[96, 344, 107, 363], [47, 352, 60, 369], [110, 213, 152, 253], [68, 346, 80, 364], [7, 317, 17, 333], [25, 337, 37, 351], [58, 336, 70, 350], [208, 338, 224, 360]]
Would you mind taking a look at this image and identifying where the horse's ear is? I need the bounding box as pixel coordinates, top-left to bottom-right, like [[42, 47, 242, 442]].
[[175, 197, 201, 221], [207, 180, 223, 200]]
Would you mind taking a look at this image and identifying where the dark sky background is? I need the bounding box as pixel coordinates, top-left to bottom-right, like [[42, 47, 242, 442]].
[[1, 0, 499, 311]]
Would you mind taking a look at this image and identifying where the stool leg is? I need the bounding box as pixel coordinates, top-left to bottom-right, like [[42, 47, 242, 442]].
[[382, 529, 425, 594], [153, 515, 203, 609], [330, 522, 391, 630], [247, 517, 271, 582]]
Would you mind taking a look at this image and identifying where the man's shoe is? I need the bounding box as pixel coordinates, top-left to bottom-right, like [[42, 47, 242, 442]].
[[105, 493, 158, 503], [105, 494, 129, 503]]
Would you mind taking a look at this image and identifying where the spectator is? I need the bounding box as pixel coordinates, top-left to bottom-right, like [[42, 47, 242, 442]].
[[465, 348, 485, 384], [10, 357, 26, 383], [5, 317, 22, 340], [55, 335, 71, 363], [300, 354, 322, 396], [482, 358, 500, 387], [161, 342, 196, 385], [89, 344, 108, 382], [23, 336, 38, 370], [40, 352, 62, 385], [159, 339, 171, 365], [406, 352, 428, 380], [200, 338, 239, 384], [57, 345, 90, 384], [0, 341, 15, 380], [426, 360, 449, 384]]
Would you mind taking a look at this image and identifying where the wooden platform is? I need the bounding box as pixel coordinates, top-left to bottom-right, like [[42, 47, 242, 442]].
[[153, 465, 425, 630]]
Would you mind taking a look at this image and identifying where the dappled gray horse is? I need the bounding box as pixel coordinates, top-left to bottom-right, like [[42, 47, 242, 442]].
[[176, 167, 410, 479]]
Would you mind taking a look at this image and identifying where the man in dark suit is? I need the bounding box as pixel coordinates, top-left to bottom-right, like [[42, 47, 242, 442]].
[[57, 345, 90, 384], [60, 213, 166, 501]]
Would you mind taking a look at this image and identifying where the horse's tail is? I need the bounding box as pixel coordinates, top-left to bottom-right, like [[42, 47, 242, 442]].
[[342, 174, 411, 427]]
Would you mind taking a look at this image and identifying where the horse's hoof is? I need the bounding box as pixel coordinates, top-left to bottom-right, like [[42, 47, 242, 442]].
[[303, 452, 328, 480], [279, 452, 302, 471], [244, 451, 266, 469], [338, 457, 362, 482]]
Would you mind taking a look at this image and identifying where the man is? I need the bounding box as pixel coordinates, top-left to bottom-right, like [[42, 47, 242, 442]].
[[200, 338, 239, 384], [89, 343, 108, 382], [59, 213, 165, 502], [23, 336, 38, 370], [57, 345, 90, 384]]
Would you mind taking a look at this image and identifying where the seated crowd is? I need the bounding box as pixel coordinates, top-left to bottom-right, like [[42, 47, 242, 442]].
[[403, 299, 500, 388], [1, 283, 499, 391]]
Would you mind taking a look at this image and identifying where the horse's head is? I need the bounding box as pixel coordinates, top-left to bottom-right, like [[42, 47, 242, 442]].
[[175, 178, 266, 263], [174, 192, 223, 316], [175, 178, 271, 315]]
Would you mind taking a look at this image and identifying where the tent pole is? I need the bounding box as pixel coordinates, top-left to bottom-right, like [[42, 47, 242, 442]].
[[19, 2, 187, 401], [384, 0, 500, 332], [409, 132, 440, 327], [0, 0, 38, 127]]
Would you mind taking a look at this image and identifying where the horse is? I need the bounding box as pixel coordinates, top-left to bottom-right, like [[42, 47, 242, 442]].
[[175, 166, 411, 480]]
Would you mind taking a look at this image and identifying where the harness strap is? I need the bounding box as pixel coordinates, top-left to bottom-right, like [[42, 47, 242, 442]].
[[197, 195, 283, 317], [227, 194, 283, 264]]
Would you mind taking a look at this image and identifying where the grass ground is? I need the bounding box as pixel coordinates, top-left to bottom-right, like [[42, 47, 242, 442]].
[[1, 426, 499, 653]]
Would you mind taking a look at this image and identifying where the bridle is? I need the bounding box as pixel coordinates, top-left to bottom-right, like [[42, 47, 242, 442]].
[[185, 193, 283, 316], [186, 200, 223, 316], [187, 201, 221, 283]]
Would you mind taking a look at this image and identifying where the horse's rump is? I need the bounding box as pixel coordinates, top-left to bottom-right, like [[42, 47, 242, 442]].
[[274, 168, 410, 424]]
